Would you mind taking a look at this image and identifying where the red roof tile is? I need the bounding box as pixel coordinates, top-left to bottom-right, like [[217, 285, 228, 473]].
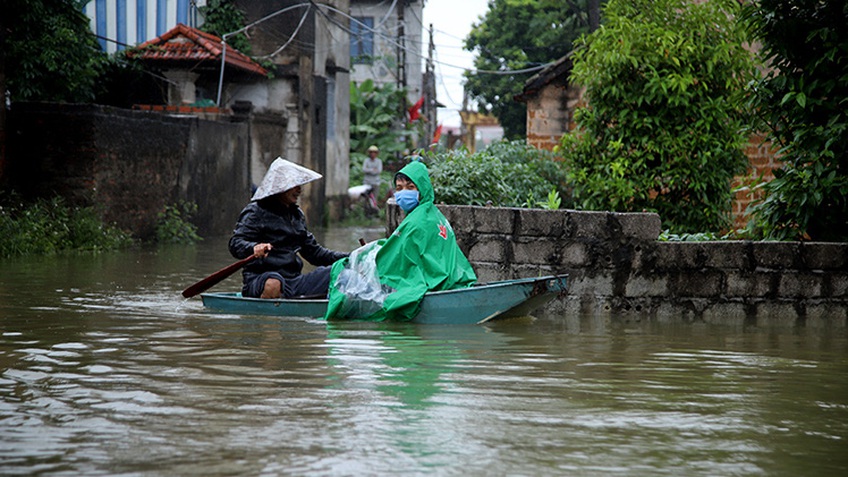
[[129, 23, 267, 77]]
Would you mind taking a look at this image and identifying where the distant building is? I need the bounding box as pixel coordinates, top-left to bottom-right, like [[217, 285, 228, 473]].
[[349, 0, 424, 107], [83, 0, 352, 223], [84, 0, 207, 53], [458, 110, 503, 154], [513, 54, 582, 152]]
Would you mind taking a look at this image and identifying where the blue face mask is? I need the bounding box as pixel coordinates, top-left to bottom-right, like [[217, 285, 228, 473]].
[[394, 190, 420, 212]]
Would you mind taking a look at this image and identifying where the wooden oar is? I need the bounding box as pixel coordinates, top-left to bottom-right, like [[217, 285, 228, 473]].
[[181, 255, 256, 298]]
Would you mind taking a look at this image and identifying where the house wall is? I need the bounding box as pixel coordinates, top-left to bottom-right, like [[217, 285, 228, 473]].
[[732, 132, 783, 230], [229, 0, 351, 225], [387, 204, 848, 324], [525, 82, 583, 151], [84, 0, 207, 53], [349, 0, 424, 106], [314, 2, 353, 221], [4, 103, 249, 239]]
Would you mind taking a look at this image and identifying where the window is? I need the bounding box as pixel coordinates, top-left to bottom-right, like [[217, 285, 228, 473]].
[[350, 16, 374, 64]]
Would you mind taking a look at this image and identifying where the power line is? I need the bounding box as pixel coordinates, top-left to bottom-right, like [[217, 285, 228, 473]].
[[91, 0, 555, 99], [309, 1, 553, 76], [255, 4, 312, 59]]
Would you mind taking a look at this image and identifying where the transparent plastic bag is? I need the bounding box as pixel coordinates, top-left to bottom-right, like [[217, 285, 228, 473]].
[[333, 241, 395, 318]]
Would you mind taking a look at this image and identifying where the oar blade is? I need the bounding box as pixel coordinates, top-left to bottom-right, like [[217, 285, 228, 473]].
[[181, 256, 255, 298]]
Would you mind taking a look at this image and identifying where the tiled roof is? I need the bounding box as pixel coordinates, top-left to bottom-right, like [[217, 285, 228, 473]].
[[129, 23, 267, 77], [514, 53, 573, 103]]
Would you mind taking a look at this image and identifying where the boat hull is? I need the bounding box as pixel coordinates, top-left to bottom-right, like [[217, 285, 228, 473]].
[[200, 275, 567, 325]]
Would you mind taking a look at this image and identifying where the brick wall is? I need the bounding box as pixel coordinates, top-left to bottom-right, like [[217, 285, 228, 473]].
[[388, 204, 848, 324], [523, 84, 783, 230], [524, 83, 583, 152], [731, 132, 782, 230]]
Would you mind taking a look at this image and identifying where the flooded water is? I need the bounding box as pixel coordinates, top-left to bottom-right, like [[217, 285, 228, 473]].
[[1, 226, 847, 476]]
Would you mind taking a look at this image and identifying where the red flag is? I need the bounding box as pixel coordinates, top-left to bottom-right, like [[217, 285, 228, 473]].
[[408, 96, 424, 121], [432, 124, 443, 144]]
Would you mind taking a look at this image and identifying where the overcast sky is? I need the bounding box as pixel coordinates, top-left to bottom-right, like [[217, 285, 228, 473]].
[[421, 0, 490, 128]]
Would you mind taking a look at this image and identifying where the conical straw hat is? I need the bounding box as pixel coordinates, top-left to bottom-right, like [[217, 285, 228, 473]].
[[251, 157, 322, 201]]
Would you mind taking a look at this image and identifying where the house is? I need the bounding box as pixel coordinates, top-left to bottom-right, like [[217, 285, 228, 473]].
[[127, 23, 268, 112], [513, 53, 583, 152], [84, 0, 207, 53], [83, 0, 352, 224], [516, 52, 779, 229], [228, 0, 351, 222]]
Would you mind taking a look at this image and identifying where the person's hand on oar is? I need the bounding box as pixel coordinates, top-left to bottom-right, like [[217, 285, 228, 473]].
[[253, 243, 273, 258]]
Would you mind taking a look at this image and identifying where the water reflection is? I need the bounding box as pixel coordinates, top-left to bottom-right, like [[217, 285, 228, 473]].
[[1, 231, 847, 476]]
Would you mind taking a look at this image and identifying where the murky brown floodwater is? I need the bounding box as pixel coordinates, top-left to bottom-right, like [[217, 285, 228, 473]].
[[1, 226, 847, 476]]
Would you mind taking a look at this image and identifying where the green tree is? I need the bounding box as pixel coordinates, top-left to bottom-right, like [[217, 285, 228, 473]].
[[349, 79, 411, 173], [199, 0, 252, 55], [741, 0, 848, 242], [559, 0, 756, 233], [1, 0, 105, 102], [464, 0, 601, 139]]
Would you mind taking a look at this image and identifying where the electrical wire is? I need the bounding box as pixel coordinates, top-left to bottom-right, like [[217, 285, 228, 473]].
[[92, 0, 555, 86], [256, 4, 312, 59], [308, 1, 553, 76], [374, 0, 399, 31]]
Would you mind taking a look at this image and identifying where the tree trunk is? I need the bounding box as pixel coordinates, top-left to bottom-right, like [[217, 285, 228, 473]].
[[589, 0, 601, 31]]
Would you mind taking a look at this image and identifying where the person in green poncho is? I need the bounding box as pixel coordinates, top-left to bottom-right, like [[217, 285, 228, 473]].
[[324, 161, 477, 321]]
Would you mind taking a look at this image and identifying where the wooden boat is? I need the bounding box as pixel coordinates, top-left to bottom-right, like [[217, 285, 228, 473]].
[[200, 274, 568, 324]]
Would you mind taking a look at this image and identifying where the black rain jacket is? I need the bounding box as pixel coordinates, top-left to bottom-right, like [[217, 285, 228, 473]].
[[228, 198, 347, 285]]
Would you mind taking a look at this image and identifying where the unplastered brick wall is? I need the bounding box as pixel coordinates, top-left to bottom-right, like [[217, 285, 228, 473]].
[[731, 132, 783, 230], [387, 204, 848, 324]]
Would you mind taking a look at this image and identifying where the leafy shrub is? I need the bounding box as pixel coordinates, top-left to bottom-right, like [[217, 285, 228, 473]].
[[155, 201, 202, 244], [741, 0, 848, 241], [0, 195, 133, 258], [426, 141, 572, 208], [658, 230, 723, 242], [558, 0, 756, 234]]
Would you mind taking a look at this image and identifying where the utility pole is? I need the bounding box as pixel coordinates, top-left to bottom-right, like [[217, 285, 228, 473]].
[[397, 1, 407, 95], [423, 23, 437, 147]]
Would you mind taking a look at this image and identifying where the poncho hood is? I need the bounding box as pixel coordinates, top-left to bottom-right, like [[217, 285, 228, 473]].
[[395, 161, 434, 206]]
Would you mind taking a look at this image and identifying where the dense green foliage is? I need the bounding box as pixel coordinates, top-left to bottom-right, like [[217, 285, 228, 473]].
[[741, 0, 848, 241], [1, 0, 106, 102], [198, 0, 252, 55], [155, 202, 202, 244], [464, 0, 602, 139], [0, 196, 133, 258], [426, 141, 571, 208], [558, 0, 756, 233]]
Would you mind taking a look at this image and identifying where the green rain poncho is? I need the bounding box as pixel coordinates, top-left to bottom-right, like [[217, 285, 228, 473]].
[[324, 161, 477, 321]]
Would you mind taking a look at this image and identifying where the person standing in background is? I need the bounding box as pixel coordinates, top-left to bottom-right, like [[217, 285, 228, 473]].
[[362, 145, 383, 193]]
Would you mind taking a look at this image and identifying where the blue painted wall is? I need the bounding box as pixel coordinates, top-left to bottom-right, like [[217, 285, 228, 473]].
[[85, 0, 204, 53]]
